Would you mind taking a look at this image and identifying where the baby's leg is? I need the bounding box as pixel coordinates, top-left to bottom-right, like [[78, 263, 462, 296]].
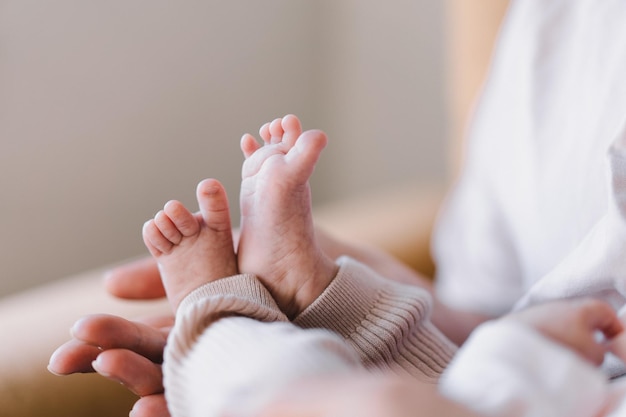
[[143, 178, 238, 310], [238, 115, 338, 318]]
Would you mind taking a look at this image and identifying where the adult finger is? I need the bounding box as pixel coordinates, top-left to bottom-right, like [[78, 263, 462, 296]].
[[72, 314, 167, 363], [48, 339, 101, 375], [130, 394, 170, 417], [135, 314, 175, 330], [104, 256, 166, 299], [93, 349, 164, 397], [130, 394, 171, 417]]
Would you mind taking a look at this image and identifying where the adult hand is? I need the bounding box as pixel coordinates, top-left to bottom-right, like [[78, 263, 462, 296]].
[[49, 313, 173, 417], [506, 298, 623, 365]]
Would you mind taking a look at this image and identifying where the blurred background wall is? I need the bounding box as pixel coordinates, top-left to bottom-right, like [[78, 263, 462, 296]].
[[0, 0, 449, 297]]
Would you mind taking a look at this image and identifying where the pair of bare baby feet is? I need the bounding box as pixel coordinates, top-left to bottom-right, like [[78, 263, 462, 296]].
[[142, 115, 338, 318]]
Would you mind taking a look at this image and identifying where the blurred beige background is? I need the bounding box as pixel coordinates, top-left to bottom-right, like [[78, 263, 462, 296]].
[[0, 0, 449, 297]]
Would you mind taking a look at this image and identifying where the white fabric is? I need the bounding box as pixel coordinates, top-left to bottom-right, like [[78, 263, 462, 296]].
[[515, 134, 626, 311], [174, 317, 359, 417], [434, 0, 626, 316], [441, 320, 626, 417]]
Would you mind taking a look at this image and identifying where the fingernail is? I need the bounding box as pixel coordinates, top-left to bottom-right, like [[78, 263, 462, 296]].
[[93, 358, 127, 386], [70, 315, 89, 338], [47, 363, 63, 376], [47, 349, 63, 375], [91, 358, 111, 378], [129, 402, 141, 417]]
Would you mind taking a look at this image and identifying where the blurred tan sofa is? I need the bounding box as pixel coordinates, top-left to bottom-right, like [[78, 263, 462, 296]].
[[0, 2, 508, 416]]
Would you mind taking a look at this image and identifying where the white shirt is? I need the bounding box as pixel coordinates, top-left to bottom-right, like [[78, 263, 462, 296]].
[[434, 0, 626, 316]]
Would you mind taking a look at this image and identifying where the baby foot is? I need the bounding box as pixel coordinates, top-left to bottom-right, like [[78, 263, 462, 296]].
[[143, 178, 238, 311], [238, 115, 338, 318]]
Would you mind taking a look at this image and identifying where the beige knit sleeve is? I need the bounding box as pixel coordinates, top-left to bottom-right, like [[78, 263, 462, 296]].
[[294, 256, 457, 382]]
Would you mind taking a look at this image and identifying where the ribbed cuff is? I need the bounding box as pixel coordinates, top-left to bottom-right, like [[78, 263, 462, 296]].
[[294, 256, 457, 381], [176, 274, 284, 319], [168, 274, 288, 360]]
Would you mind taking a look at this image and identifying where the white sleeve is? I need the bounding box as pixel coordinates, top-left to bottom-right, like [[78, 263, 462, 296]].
[[514, 133, 626, 312], [440, 321, 609, 417], [435, 0, 626, 317], [432, 0, 528, 316], [433, 164, 525, 316]]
